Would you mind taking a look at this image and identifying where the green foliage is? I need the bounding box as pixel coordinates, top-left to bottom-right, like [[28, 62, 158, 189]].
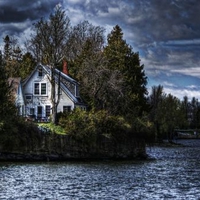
[[0, 117, 41, 152], [103, 25, 148, 118], [3, 35, 23, 77], [148, 85, 190, 141], [0, 62, 16, 125], [3, 35, 12, 62], [58, 109, 133, 148], [19, 52, 36, 80], [68, 24, 148, 120], [156, 94, 184, 140], [38, 122, 66, 135]]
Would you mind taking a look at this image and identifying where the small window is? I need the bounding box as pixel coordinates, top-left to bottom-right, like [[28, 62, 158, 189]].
[[26, 95, 32, 100], [38, 67, 43, 77], [63, 106, 71, 112], [34, 83, 39, 95]]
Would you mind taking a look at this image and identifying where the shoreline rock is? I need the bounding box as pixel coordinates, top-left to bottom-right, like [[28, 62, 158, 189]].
[[0, 151, 147, 162]]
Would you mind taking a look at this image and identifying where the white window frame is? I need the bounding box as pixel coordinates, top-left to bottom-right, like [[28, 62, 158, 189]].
[[34, 82, 47, 96]]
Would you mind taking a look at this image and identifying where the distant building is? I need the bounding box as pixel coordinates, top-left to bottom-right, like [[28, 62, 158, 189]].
[[11, 63, 86, 121]]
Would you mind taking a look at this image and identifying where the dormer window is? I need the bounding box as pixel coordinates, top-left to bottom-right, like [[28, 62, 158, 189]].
[[38, 67, 43, 77]]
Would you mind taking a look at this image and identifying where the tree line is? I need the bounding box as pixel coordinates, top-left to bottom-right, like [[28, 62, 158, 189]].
[[0, 6, 199, 143]]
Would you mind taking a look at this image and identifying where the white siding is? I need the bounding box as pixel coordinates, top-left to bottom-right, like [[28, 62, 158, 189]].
[[23, 66, 76, 119]]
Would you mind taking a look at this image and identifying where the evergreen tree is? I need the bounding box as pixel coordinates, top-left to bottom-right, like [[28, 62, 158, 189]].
[[3, 35, 22, 77], [3, 35, 12, 63], [0, 50, 3, 65], [156, 94, 186, 141], [148, 85, 165, 141], [103, 25, 148, 118], [0, 58, 16, 130], [190, 97, 199, 129], [180, 96, 190, 128], [19, 52, 36, 80]]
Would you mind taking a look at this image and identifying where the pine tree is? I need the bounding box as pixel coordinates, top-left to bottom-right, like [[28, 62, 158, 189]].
[[3, 35, 12, 62], [0, 57, 16, 126], [103, 25, 148, 118], [19, 52, 36, 80], [3, 35, 23, 77]]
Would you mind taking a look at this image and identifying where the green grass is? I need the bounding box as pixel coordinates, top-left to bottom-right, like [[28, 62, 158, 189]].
[[38, 123, 66, 135]]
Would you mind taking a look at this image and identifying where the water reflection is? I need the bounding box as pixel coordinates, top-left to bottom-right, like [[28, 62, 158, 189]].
[[0, 140, 200, 199]]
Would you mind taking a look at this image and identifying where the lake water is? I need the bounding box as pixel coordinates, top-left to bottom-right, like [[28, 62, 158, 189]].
[[0, 140, 200, 199]]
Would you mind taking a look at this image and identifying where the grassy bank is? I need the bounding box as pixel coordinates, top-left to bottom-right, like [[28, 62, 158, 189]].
[[38, 123, 66, 135]]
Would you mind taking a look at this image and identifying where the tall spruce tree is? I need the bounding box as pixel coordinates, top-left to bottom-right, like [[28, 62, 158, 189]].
[[3, 35, 23, 77], [19, 52, 36, 80], [3, 35, 11, 63], [0, 54, 16, 130], [103, 25, 148, 118]]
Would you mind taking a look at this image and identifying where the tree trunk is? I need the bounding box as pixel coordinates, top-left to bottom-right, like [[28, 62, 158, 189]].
[[51, 68, 61, 125], [51, 68, 57, 124]]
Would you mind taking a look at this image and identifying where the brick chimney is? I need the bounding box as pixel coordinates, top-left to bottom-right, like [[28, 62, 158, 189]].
[[63, 59, 69, 75]]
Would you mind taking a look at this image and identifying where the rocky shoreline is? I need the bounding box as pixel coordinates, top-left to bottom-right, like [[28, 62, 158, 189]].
[[0, 130, 147, 162]]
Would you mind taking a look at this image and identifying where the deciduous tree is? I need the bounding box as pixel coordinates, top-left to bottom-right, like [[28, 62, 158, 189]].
[[30, 5, 70, 124]]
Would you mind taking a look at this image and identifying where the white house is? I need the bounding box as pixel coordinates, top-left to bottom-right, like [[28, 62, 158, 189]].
[[15, 63, 86, 121]]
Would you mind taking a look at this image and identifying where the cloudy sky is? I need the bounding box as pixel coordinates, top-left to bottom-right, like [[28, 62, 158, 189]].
[[0, 0, 200, 100]]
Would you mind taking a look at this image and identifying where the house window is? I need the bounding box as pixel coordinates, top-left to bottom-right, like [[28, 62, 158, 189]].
[[37, 106, 42, 118], [63, 106, 71, 112], [41, 83, 47, 95], [30, 108, 35, 115], [26, 95, 32, 100], [38, 67, 43, 77], [34, 83, 39, 95], [34, 83, 47, 95], [25, 95, 32, 103], [46, 105, 51, 117]]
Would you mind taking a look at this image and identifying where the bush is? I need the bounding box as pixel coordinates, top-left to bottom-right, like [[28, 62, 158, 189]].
[[0, 117, 41, 152], [58, 109, 134, 147]]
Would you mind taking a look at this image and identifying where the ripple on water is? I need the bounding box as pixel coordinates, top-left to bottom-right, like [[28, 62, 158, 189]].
[[1, 140, 200, 199]]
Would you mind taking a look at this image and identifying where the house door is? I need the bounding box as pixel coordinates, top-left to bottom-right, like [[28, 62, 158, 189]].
[[37, 106, 42, 118]]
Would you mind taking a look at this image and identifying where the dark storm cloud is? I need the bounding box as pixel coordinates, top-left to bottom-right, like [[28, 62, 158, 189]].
[[0, 0, 63, 46], [127, 0, 200, 43], [0, 0, 61, 23], [0, 0, 199, 99]]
